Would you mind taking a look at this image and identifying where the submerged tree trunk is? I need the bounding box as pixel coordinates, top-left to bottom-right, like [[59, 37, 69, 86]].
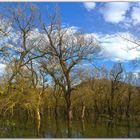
[[65, 93, 73, 138], [36, 95, 41, 136], [36, 107, 41, 135], [55, 113, 62, 138], [67, 118, 72, 138], [81, 119, 85, 135]]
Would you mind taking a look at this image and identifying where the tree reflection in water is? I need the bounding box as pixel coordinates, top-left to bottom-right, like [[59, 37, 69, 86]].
[[0, 113, 139, 138]]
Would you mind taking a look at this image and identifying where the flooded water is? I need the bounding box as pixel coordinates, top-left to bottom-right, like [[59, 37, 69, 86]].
[[0, 113, 140, 138]]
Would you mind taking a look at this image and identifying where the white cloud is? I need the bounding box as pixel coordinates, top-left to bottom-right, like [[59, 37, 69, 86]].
[[54, 28, 140, 62], [98, 32, 140, 61], [83, 2, 96, 11], [132, 72, 139, 78], [1, 31, 140, 74], [0, 64, 6, 75], [131, 5, 140, 25], [100, 2, 130, 23], [99, 2, 140, 26], [55, 28, 140, 62]]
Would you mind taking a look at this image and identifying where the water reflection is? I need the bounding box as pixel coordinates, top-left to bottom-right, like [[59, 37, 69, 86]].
[[81, 119, 85, 135], [54, 115, 62, 138], [0, 113, 140, 138]]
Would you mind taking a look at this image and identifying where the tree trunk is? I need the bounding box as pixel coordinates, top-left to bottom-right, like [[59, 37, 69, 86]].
[[81, 103, 86, 119], [94, 99, 99, 114], [64, 89, 73, 137], [55, 113, 62, 138], [126, 85, 131, 118], [36, 95, 41, 136], [36, 107, 41, 135], [68, 106, 73, 121], [81, 119, 85, 135], [65, 91, 73, 121], [55, 99, 59, 117], [67, 118, 72, 138], [110, 81, 114, 119]]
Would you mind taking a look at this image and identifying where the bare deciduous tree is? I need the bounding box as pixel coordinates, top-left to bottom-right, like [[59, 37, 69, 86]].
[[39, 10, 100, 121], [6, 5, 43, 92], [109, 63, 124, 119]]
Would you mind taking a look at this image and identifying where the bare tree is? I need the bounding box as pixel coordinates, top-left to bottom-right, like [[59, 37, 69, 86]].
[[0, 15, 11, 57], [120, 33, 140, 68], [5, 4, 43, 93], [39, 10, 100, 122], [109, 63, 124, 119]]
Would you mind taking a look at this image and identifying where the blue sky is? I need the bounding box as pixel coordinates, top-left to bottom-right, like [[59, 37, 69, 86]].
[[0, 2, 140, 74], [0, 2, 135, 33]]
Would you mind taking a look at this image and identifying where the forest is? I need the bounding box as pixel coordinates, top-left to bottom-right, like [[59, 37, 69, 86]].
[[0, 3, 140, 137]]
